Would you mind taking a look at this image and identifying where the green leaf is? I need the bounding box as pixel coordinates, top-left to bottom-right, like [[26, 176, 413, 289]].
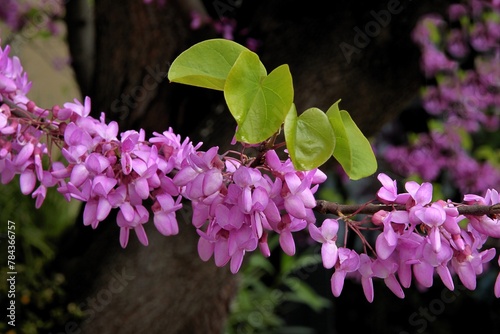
[[225, 51, 293, 143], [167, 38, 266, 91], [326, 100, 377, 179], [284, 105, 335, 170]]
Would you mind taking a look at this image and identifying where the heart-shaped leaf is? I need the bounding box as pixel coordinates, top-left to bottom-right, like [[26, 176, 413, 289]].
[[224, 50, 293, 143], [168, 39, 266, 91], [284, 105, 335, 170], [326, 100, 377, 179]]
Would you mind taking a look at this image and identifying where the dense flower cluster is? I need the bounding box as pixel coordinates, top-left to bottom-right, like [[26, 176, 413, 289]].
[[381, 0, 500, 194], [0, 40, 325, 272], [180, 148, 326, 273], [0, 41, 198, 248], [311, 173, 500, 302]]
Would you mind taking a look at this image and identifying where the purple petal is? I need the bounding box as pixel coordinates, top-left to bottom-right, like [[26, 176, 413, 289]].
[[239, 186, 252, 214], [96, 197, 112, 221], [70, 164, 89, 188], [172, 166, 198, 186], [308, 223, 326, 243], [120, 202, 135, 222], [202, 170, 222, 197], [362, 276, 374, 303], [134, 224, 149, 246], [32, 185, 47, 209], [321, 243, 338, 269], [495, 273, 500, 298], [375, 233, 397, 260], [154, 212, 179, 235], [331, 270, 347, 297], [230, 250, 245, 274], [413, 261, 434, 287], [20, 169, 36, 195], [134, 177, 150, 199], [384, 275, 405, 298], [453, 259, 476, 290], [284, 173, 301, 193], [192, 203, 210, 228], [85, 153, 110, 174], [279, 230, 296, 256], [322, 219, 339, 240], [0, 73, 17, 92], [429, 227, 442, 253], [414, 182, 433, 205], [198, 236, 214, 261], [263, 201, 281, 224], [284, 194, 306, 219], [252, 186, 269, 211], [436, 264, 454, 291], [120, 227, 130, 248], [121, 153, 132, 175], [15, 142, 34, 166], [214, 240, 230, 267], [83, 201, 98, 226]]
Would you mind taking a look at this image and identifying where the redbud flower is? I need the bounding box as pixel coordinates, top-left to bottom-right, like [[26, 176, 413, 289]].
[[331, 248, 360, 297], [309, 218, 339, 269]]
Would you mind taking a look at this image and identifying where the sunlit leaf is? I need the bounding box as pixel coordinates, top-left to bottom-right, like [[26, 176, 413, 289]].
[[284, 105, 335, 170], [326, 100, 377, 179], [168, 38, 266, 91], [225, 51, 293, 143]]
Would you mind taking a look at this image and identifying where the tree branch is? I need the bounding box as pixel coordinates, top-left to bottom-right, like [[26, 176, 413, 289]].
[[315, 200, 500, 217]]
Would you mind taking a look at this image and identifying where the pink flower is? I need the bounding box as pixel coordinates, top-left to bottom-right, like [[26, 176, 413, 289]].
[[64, 96, 91, 118], [464, 189, 500, 237], [495, 256, 500, 298], [358, 253, 375, 303], [309, 219, 339, 269], [331, 248, 360, 297], [372, 257, 405, 298], [376, 173, 410, 204], [117, 205, 149, 248], [270, 213, 307, 256]]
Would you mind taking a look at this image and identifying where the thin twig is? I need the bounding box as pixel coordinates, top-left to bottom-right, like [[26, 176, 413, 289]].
[[315, 200, 500, 217]]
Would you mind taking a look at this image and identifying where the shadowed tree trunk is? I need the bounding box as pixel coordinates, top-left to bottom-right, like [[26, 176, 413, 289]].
[[53, 1, 452, 333]]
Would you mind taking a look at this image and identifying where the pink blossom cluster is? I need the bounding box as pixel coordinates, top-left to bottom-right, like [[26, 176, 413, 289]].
[[383, 127, 500, 193], [0, 43, 52, 208], [175, 147, 326, 273], [309, 172, 500, 303], [0, 0, 63, 35], [55, 105, 203, 248], [0, 41, 202, 248], [382, 0, 500, 195], [1, 92, 203, 248]]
